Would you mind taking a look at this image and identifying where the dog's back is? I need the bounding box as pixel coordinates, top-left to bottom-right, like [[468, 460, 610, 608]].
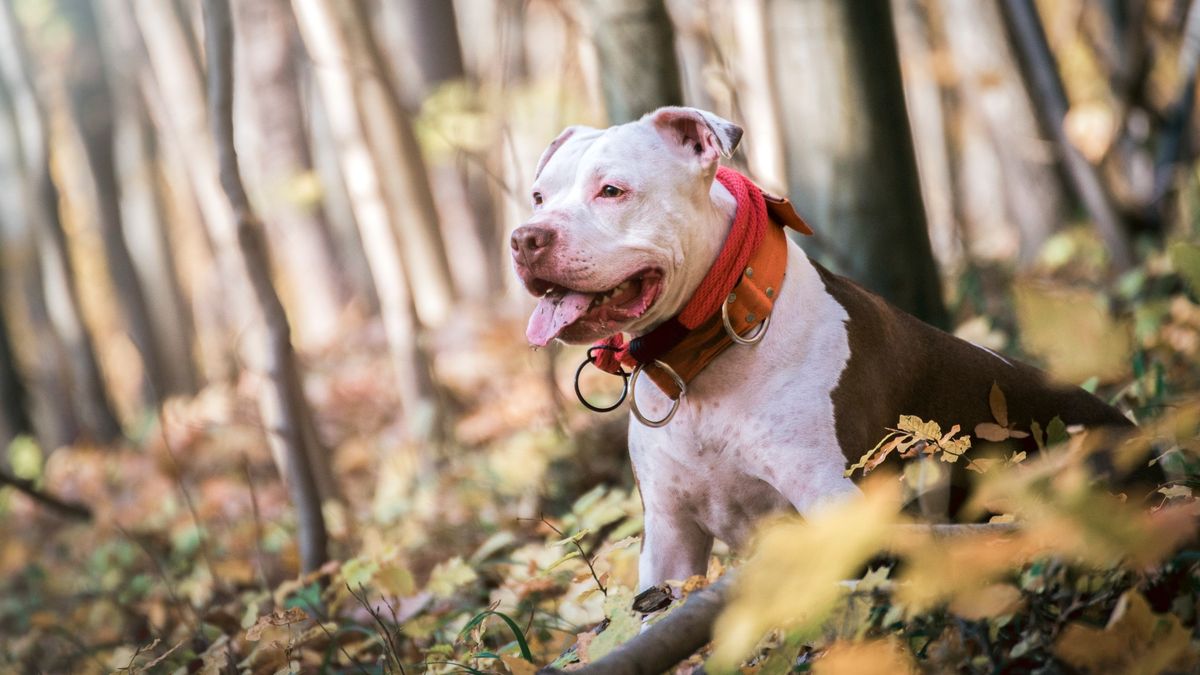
[[813, 262, 1132, 460]]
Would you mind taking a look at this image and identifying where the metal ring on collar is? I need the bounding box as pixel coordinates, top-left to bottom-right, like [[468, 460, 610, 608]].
[[629, 360, 685, 428], [721, 299, 770, 345], [574, 356, 628, 413]]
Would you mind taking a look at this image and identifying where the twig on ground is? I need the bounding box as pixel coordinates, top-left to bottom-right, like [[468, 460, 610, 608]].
[[0, 469, 92, 520]]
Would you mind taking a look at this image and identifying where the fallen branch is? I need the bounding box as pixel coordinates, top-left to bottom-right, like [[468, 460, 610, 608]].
[[0, 469, 92, 520], [539, 523, 1021, 674]]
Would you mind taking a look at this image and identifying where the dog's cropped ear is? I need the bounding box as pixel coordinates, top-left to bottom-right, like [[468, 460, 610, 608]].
[[649, 107, 743, 169], [534, 125, 593, 181]]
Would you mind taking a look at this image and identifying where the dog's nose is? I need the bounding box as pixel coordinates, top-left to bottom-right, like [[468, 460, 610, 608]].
[[510, 225, 556, 260]]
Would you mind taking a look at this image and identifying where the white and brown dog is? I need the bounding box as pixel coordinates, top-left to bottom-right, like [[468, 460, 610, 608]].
[[510, 107, 1131, 593]]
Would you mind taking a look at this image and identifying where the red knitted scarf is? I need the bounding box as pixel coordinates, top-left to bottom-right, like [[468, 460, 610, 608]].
[[592, 166, 768, 373]]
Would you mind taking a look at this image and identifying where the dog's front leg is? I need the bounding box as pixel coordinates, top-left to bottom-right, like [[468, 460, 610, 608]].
[[638, 506, 713, 593]]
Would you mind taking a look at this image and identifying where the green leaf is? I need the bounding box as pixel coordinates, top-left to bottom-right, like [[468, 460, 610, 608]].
[[458, 610, 533, 662], [1046, 416, 1068, 446], [1170, 242, 1200, 297]]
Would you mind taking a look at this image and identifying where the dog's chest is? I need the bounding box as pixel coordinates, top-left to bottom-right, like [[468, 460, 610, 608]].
[[628, 247, 858, 546]]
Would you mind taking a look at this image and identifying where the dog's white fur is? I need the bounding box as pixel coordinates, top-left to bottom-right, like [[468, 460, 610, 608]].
[[521, 108, 859, 591]]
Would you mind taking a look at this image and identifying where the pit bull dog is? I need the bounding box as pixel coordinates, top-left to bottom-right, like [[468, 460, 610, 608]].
[[510, 106, 1132, 593]]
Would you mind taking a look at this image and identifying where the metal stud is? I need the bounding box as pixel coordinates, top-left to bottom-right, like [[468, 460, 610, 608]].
[[746, 313, 756, 323], [766, 287, 775, 298], [727, 292, 736, 304], [744, 266, 754, 277]]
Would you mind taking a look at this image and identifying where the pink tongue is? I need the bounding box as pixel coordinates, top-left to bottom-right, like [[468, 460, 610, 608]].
[[526, 291, 594, 346]]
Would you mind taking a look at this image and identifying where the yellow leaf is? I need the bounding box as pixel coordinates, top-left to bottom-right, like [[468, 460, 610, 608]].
[[989, 382, 1009, 427], [898, 416, 941, 441], [582, 587, 640, 663], [711, 478, 902, 669], [948, 583, 1023, 620], [813, 639, 916, 675], [1158, 485, 1192, 500], [1054, 591, 1197, 674], [427, 557, 478, 598], [1014, 283, 1132, 383]]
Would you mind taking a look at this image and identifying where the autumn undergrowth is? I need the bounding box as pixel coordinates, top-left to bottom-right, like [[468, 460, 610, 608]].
[[4, 233, 1200, 673]]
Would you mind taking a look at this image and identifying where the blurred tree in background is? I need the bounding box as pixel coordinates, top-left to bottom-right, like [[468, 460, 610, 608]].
[[0, 0, 1198, 672]]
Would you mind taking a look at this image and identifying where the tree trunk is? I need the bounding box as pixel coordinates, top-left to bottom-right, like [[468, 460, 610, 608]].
[[730, 0, 787, 192], [234, 0, 349, 349], [0, 0, 123, 442], [382, 0, 497, 302], [292, 0, 440, 436], [344, 0, 458, 327], [392, 0, 466, 97], [937, 0, 1065, 266], [130, 0, 253, 379], [203, 0, 328, 574], [60, 0, 173, 406], [998, 0, 1134, 272], [101, 0, 231, 385], [764, 0, 948, 328], [0, 272, 33, 450], [586, 0, 683, 123], [113, 94, 200, 395], [132, 0, 341, 502], [0, 80, 80, 451]]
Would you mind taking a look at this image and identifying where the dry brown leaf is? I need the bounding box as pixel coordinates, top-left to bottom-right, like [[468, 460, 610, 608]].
[[245, 607, 309, 642], [974, 423, 1010, 442], [989, 382, 1008, 428], [500, 654, 538, 675]]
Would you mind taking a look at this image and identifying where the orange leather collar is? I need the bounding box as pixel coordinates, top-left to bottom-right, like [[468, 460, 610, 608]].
[[639, 193, 809, 399]]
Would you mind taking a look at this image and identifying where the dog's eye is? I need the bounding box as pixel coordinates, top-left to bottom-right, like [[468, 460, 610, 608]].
[[599, 185, 624, 198], [532, 192, 543, 206]]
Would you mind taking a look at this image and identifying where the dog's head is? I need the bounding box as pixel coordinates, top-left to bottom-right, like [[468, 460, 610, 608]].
[[512, 106, 743, 346]]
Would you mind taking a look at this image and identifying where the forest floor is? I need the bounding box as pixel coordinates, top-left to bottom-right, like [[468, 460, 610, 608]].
[[5, 230, 1200, 673]]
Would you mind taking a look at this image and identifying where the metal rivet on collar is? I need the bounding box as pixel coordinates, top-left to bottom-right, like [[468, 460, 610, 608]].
[[766, 287, 775, 298], [744, 266, 754, 277], [727, 292, 736, 304], [746, 313, 756, 323]]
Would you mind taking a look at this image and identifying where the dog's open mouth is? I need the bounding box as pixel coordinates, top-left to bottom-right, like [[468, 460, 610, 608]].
[[526, 269, 663, 346]]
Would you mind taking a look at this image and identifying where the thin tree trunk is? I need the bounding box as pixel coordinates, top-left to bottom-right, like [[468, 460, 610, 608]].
[[730, 0, 787, 192], [0, 82, 79, 451], [393, 0, 466, 98], [101, 0, 230, 385], [203, 0, 328, 574], [60, 0, 172, 406], [585, 0, 683, 123], [344, 0, 458, 327], [0, 273, 33, 450], [765, 0, 948, 327], [113, 95, 200, 395], [133, 0, 340, 502], [292, 0, 439, 436], [98, 0, 200, 396], [383, 0, 496, 302], [234, 0, 349, 349], [0, 0, 123, 442], [936, 0, 1066, 267], [999, 0, 1134, 271], [303, 70, 379, 313], [130, 0, 252, 382]]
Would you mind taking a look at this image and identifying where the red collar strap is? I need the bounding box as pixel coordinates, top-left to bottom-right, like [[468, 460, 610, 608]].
[[581, 167, 812, 424]]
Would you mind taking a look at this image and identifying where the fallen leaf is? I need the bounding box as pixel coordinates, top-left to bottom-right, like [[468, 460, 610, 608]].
[[989, 382, 1009, 427]]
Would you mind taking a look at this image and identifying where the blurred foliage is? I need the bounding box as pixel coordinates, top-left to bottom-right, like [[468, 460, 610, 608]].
[[3, 221, 1200, 673]]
